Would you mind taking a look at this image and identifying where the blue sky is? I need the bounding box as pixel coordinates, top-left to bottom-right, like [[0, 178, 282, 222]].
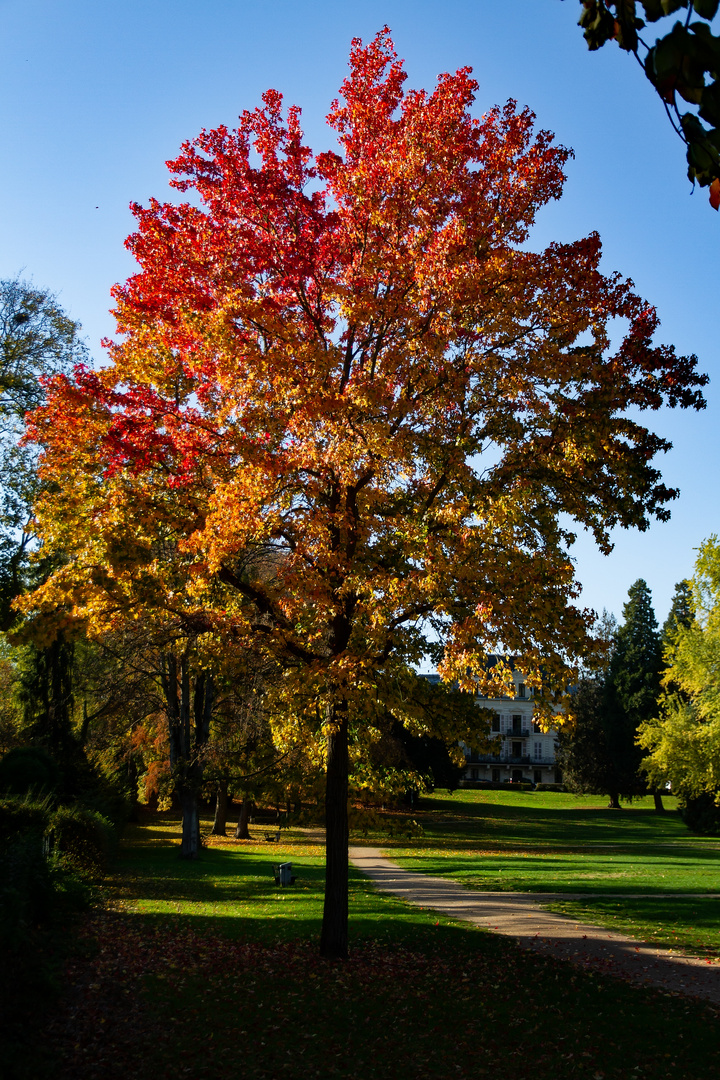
[[1, 0, 717, 628]]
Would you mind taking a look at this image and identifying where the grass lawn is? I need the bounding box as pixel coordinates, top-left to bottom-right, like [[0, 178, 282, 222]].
[[371, 789, 720, 957], [35, 808, 720, 1080], [544, 896, 720, 959]]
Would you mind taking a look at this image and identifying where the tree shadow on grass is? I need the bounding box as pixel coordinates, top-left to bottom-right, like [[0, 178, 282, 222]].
[[48, 897, 720, 1080], [403, 796, 696, 850], [393, 849, 720, 894]]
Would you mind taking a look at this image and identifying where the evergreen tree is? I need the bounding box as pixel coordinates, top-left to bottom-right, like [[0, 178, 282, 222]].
[[662, 580, 695, 648], [661, 580, 695, 697], [604, 579, 662, 808], [560, 582, 662, 808], [557, 676, 611, 796]]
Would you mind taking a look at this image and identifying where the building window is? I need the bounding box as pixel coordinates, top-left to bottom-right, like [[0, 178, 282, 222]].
[[471, 768, 478, 780], [492, 768, 500, 782], [518, 683, 526, 698], [533, 741, 542, 760], [512, 714, 522, 734], [491, 713, 500, 732], [532, 721, 542, 734], [533, 769, 542, 784]]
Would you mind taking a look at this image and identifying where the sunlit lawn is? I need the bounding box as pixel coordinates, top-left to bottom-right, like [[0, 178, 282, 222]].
[[369, 789, 720, 956], [40, 808, 720, 1080]]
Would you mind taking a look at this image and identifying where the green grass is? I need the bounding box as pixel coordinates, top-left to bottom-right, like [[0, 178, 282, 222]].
[[379, 790, 720, 893], [41, 809, 720, 1080], [543, 895, 720, 958], [364, 788, 720, 958]]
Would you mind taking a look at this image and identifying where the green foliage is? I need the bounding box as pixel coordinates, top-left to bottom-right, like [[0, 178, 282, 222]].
[[662, 578, 695, 654], [0, 825, 53, 929], [575, 1, 720, 204], [46, 804, 116, 877], [638, 537, 720, 806], [0, 793, 93, 1080], [679, 789, 720, 833], [559, 580, 660, 804], [609, 579, 663, 729], [0, 744, 61, 796], [16, 635, 76, 758], [0, 278, 87, 630], [0, 791, 52, 839]]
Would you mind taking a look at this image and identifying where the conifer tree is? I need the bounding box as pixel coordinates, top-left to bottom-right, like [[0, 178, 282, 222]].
[[604, 579, 662, 808], [561, 581, 662, 808]]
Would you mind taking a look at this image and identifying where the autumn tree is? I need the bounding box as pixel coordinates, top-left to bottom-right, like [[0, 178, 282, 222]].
[[23, 30, 706, 957], [573, 1, 720, 208]]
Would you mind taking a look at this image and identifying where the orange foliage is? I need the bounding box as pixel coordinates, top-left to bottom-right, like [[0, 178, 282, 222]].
[[20, 30, 707, 952]]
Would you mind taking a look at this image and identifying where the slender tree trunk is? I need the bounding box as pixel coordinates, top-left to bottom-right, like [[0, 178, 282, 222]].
[[179, 786, 201, 858], [162, 653, 213, 860], [211, 780, 229, 835], [607, 791, 621, 809], [235, 795, 251, 839], [653, 789, 665, 813], [320, 704, 349, 960]]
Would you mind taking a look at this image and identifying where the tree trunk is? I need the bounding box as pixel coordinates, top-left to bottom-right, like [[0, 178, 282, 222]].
[[653, 789, 665, 813], [607, 791, 621, 809], [320, 705, 349, 960], [179, 786, 201, 858], [235, 795, 251, 839], [211, 780, 229, 835], [162, 653, 213, 860]]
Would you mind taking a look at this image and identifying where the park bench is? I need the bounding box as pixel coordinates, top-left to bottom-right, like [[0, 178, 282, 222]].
[[264, 829, 281, 842]]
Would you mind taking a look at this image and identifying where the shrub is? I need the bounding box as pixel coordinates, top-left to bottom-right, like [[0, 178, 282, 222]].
[[46, 804, 116, 877], [0, 798, 57, 953], [0, 793, 51, 843], [0, 746, 61, 797], [679, 792, 720, 836], [0, 831, 54, 933]]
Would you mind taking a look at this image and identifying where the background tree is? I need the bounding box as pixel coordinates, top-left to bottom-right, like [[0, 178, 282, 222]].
[[573, 1, 720, 208], [638, 538, 720, 830], [0, 279, 94, 796], [0, 278, 87, 627], [560, 582, 663, 808], [557, 610, 618, 801], [605, 578, 663, 808], [655, 578, 696, 701], [662, 578, 695, 662], [557, 674, 612, 795], [24, 31, 707, 958]]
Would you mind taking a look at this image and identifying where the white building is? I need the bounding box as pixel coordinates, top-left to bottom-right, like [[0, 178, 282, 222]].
[[423, 663, 562, 787]]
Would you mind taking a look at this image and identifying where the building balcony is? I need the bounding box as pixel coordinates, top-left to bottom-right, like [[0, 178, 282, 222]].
[[466, 754, 555, 766]]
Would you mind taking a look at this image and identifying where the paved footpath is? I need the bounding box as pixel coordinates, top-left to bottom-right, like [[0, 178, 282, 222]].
[[349, 845, 720, 1006]]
